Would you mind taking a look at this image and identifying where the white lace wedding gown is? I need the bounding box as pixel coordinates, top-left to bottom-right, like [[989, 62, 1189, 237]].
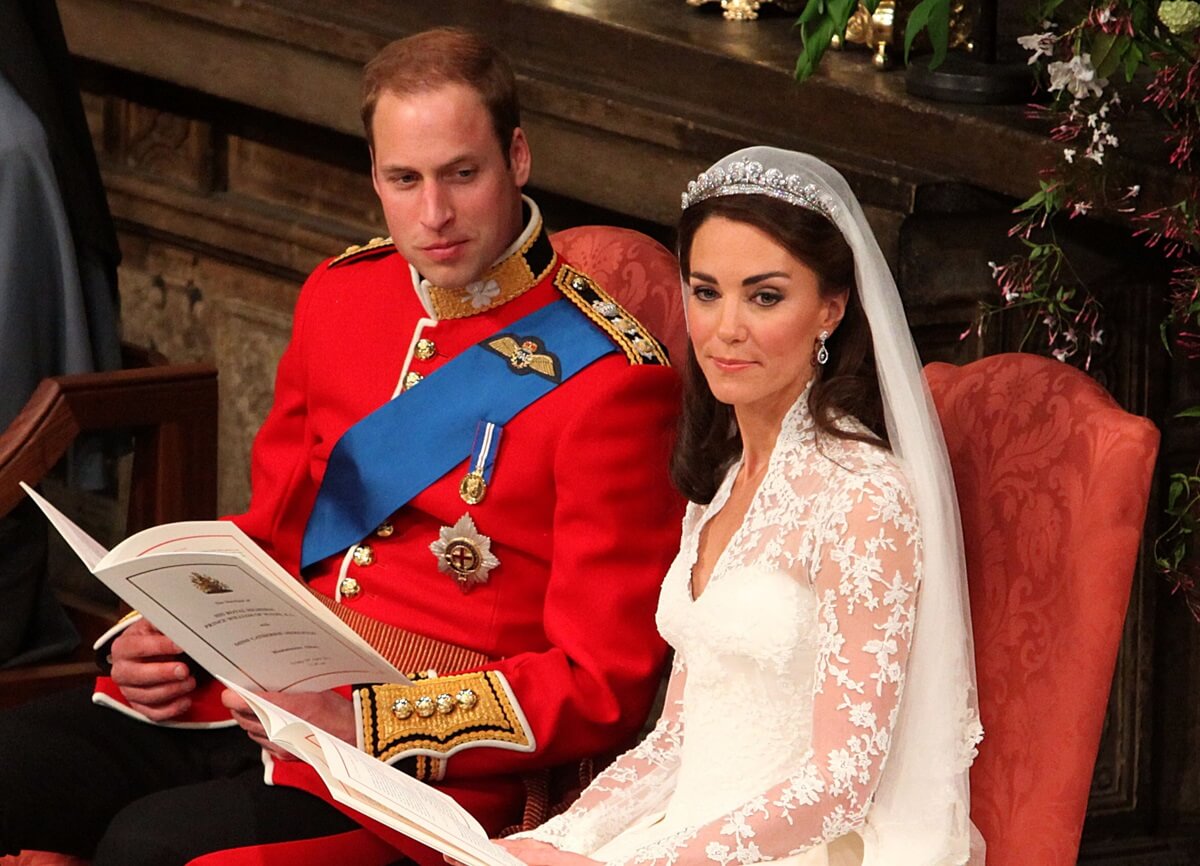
[[515, 396, 923, 866]]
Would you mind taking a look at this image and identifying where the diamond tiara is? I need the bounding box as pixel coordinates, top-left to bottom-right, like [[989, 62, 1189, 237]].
[[680, 159, 838, 221]]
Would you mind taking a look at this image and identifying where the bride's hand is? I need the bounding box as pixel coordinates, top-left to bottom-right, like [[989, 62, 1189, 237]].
[[482, 838, 601, 866]]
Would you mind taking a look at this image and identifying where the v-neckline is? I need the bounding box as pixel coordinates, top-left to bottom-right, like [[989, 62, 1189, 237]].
[[687, 454, 766, 603], [684, 387, 817, 603]]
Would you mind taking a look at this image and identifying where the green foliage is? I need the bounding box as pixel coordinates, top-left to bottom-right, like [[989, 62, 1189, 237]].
[[903, 0, 951, 66], [791, 0, 1200, 618], [1090, 32, 1130, 79], [793, 0, 953, 81], [794, 0, 876, 80], [1155, 472, 1200, 620]]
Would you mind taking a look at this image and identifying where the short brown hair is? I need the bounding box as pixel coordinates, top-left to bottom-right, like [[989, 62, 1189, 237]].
[[360, 27, 521, 157]]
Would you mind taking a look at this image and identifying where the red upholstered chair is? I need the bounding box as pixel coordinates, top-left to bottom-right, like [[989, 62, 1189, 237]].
[[551, 225, 687, 364], [926, 353, 1160, 865]]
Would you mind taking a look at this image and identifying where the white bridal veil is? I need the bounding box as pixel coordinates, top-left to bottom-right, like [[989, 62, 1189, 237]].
[[681, 148, 985, 866]]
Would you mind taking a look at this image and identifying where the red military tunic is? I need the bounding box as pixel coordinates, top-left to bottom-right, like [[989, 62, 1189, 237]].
[[93, 204, 685, 861]]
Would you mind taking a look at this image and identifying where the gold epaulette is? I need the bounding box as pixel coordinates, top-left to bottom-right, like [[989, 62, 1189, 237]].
[[358, 670, 534, 776], [553, 264, 670, 366], [330, 235, 394, 267]]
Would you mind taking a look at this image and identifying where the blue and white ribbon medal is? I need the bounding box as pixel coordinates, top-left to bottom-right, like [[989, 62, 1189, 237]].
[[459, 421, 503, 505]]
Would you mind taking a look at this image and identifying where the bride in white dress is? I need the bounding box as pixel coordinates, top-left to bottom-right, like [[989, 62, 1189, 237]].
[[499, 149, 984, 866]]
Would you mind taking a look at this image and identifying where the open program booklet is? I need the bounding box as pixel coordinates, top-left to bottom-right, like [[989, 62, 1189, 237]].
[[224, 681, 525, 866], [23, 483, 525, 865], [21, 482, 407, 692]]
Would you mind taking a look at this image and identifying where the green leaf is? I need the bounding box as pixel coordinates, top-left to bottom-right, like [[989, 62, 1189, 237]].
[[1123, 42, 1144, 81], [795, 0, 827, 27], [1090, 33, 1129, 80], [1016, 189, 1047, 213], [827, 0, 860, 32], [793, 0, 859, 81], [925, 0, 951, 68], [794, 17, 838, 81], [904, 0, 952, 68], [1170, 478, 1186, 511], [1130, 3, 1152, 34], [1176, 405, 1200, 419]]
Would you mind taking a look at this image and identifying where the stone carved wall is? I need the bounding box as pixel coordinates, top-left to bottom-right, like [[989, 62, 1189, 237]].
[[210, 296, 293, 512], [78, 84, 385, 513]]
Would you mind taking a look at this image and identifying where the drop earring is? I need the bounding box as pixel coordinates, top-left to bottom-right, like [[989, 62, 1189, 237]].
[[815, 330, 830, 366]]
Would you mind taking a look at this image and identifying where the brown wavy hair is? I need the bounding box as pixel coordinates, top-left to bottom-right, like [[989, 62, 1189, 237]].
[[670, 194, 887, 504]]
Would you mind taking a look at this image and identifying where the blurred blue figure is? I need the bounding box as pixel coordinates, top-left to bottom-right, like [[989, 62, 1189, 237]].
[[0, 0, 122, 665]]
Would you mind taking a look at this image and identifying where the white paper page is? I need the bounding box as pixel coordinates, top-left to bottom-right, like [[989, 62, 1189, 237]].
[[104, 519, 316, 608], [24, 483, 407, 688], [21, 482, 109, 571], [317, 734, 523, 866], [225, 683, 521, 866], [99, 552, 406, 691], [100, 518, 394, 657]]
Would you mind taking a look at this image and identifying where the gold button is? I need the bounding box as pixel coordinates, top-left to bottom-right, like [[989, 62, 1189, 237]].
[[339, 577, 362, 599], [404, 371, 423, 390], [436, 693, 456, 714], [415, 696, 436, 717], [375, 521, 394, 538], [456, 688, 477, 710], [352, 544, 374, 567], [391, 698, 412, 719], [415, 338, 436, 361]]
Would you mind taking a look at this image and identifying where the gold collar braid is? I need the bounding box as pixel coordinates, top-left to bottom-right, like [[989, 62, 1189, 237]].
[[423, 216, 557, 320]]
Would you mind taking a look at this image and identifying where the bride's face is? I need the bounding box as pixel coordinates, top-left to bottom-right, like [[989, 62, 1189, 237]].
[[685, 215, 845, 419]]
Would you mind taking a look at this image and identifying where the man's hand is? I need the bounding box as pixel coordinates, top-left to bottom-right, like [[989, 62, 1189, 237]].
[[489, 838, 602, 866], [220, 689, 357, 760], [110, 618, 195, 721]]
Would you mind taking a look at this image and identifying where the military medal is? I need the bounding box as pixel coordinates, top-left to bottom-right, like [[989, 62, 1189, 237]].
[[430, 513, 500, 592], [460, 471, 487, 505], [459, 421, 502, 505]]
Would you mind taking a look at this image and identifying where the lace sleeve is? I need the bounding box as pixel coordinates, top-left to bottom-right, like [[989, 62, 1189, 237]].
[[611, 472, 921, 866], [512, 655, 688, 854]]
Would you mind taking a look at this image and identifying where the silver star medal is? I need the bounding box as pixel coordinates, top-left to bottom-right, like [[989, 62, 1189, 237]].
[[430, 513, 500, 592]]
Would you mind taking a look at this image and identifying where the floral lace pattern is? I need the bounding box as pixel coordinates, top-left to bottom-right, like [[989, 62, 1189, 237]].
[[517, 396, 922, 865]]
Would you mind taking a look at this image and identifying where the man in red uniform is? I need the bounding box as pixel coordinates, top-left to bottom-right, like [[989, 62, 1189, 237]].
[[0, 27, 682, 866]]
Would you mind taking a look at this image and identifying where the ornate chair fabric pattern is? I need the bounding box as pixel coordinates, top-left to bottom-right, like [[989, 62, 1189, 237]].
[[926, 353, 1159, 865], [550, 225, 686, 365]]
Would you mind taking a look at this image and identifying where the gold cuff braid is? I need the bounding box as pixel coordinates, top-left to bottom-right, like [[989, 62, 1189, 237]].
[[360, 670, 532, 767]]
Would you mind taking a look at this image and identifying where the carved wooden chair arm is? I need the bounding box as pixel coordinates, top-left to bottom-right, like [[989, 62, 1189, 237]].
[[0, 353, 219, 532]]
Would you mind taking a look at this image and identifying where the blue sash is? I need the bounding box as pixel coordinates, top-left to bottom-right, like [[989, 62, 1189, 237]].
[[300, 299, 616, 569]]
